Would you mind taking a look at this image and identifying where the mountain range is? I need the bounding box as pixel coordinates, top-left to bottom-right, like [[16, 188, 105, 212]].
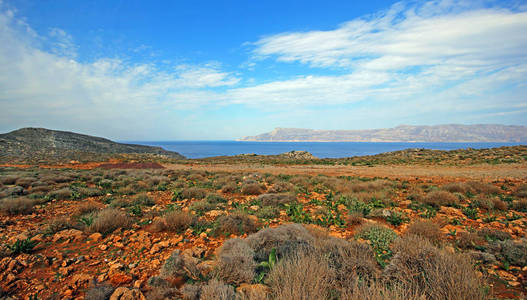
[[239, 124, 527, 142]]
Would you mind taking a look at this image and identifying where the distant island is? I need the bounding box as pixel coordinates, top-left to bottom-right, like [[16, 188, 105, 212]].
[[0, 127, 185, 162], [239, 124, 527, 142]]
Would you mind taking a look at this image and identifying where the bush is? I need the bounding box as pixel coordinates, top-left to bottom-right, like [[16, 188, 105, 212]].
[[215, 212, 259, 236], [182, 187, 207, 200], [422, 191, 459, 208], [267, 251, 334, 300], [514, 184, 527, 198], [456, 232, 485, 249], [245, 223, 315, 262], [0, 197, 34, 215], [257, 193, 295, 207], [512, 199, 527, 212], [255, 206, 280, 219], [49, 188, 73, 200], [189, 200, 217, 215], [477, 228, 511, 241], [74, 202, 100, 217], [200, 279, 236, 300], [220, 183, 237, 193], [241, 183, 264, 195], [497, 240, 527, 266], [346, 212, 364, 226], [77, 187, 104, 198], [268, 182, 294, 193], [133, 193, 156, 206], [214, 238, 256, 285], [45, 217, 73, 235], [89, 208, 132, 235], [15, 177, 36, 188], [491, 198, 507, 211], [384, 235, 484, 299], [405, 220, 443, 245], [355, 224, 398, 258], [152, 211, 195, 233], [206, 193, 226, 204], [467, 181, 501, 195], [442, 182, 471, 194], [0, 175, 20, 185]]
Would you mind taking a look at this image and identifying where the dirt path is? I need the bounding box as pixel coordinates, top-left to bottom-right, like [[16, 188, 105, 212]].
[[165, 163, 527, 181]]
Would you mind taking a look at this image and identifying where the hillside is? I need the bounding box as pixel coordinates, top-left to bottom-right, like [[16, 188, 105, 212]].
[[0, 128, 185, 162], [239, 124, 527, 142]]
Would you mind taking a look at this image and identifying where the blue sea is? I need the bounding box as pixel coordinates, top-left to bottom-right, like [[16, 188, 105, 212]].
[[127, 141, 524, 159]]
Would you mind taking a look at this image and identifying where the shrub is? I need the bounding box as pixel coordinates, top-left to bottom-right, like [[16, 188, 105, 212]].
[[405, 220, 443, 245], [462, 207, 479, 220], [456, 232, 485, 249], [512, 199, 527, 212], [133, 193, 156, 206], [442, 182, 471, 194], [268, 182, 294, 193], [497, 240, 527, 266], [45, 217, 73, 235], [241, 183, 264, 195], [214, 238, 256, 285], [206, 193, 226, 204], [89, 208, 132, 235], [200, 279, 236, 300], [182, 187, 207, 200], [160, 250, 186, 278], [422, 191, 459, 208], [257, 193, 295, 207], [384, 235, 484, 299], [245, 223, 315, 262], [350, 180, 392, 193], [153, 211, 195, 233], [215, 212, 259, 236], [355, 224, 397, 264], [15, 177, 36, 188], [77, 187, 104, 198], [467, 181, 501, 195], [477, 228, 511, 241], [8, 238, 36, 255], [267, 251, 334, 300], [491, 198, 507, 211], [514, 184, 527, 198], [0, 197, 34, 215], [49, 188, 73, 200], [189, 200, 217, 215], [470, 197, 494, 210], [220, 183, 237, 193], [74, 202, 100, 217], [255, 206, 280, 219], [0, 175, 20, 185], [346, 212, 364, 226]]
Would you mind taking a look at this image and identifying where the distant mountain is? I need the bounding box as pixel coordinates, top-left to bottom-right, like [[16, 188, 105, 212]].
[[0, 127, 185, 161], [239, 124, 527, 142]]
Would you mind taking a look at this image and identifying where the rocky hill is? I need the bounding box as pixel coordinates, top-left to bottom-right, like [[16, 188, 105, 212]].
[[240, 124, 527, 142], [0, 128, 185, 162]]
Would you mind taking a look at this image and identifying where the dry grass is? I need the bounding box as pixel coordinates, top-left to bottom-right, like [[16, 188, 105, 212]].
[[89, 208, 132, 234], [241, 183, 264, 195], [200, 279, 236, 300], [0, 197, 34, 215], [181, 187, 208, 200], [257, 193, 295, 206], [346, 212, 364, 226], [214, 212, 259, 236], [266, 251, 335, 300], [406, 220, 443, 245], [214, 238, 256, 285], [422, 190, 459, 207], [384, 235, 485, 300], [220, 182, 238, 193], [152, 210, 195, 233]]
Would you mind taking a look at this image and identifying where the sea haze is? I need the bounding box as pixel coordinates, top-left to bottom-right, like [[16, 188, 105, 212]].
[[127, 141, 524, 159]]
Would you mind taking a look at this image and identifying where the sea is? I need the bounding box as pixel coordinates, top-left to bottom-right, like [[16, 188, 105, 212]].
[[127, 141, 524, 159]]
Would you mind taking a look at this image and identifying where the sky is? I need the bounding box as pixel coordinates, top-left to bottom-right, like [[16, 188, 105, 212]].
[[0, 0, 526, 140]]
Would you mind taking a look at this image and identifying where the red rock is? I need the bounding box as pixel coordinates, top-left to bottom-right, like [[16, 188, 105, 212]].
[[109, 272, 133, 285], [109, 287, 146, 300]]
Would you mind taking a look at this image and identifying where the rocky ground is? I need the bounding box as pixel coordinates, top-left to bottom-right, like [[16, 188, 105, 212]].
[[0, 151, 526, 299]]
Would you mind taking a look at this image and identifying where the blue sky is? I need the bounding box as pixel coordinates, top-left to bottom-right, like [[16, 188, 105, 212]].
[[0, 0, 526, 140]]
